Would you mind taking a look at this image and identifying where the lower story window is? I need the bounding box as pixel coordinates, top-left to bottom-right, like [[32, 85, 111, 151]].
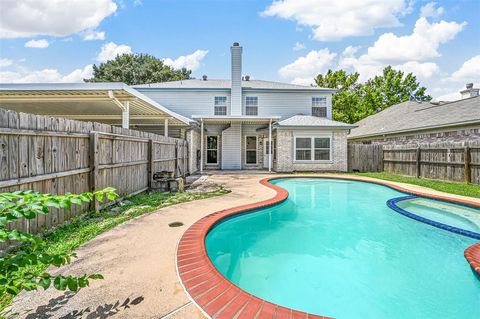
[[295, 136, 331, 161], [245, 136, 257, 164], [206, 136, 218, 164]]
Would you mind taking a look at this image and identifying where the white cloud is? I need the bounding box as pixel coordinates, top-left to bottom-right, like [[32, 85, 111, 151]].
[[134, 0, 143, 6], [163, 50, 208, 71], [292, 42, 306, 51], [96, 42, 132, 62], [0, 58, 13, 67], [25, 39, 49, 48], [0, 0, 117, 39], [263, 0, 411, 41], [339, 17, 464, 81], [82, 30, 105, 41], [279, 49, 337, 85], [451, 55, 480, 82], [0, 64, 93, 83], [420, 2, 445, 18], [365, 17, 465, 63]]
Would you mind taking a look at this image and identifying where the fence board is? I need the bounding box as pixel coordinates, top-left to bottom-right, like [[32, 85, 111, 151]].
[[348, 144, 383, 172], [0, 107, 188, 235]]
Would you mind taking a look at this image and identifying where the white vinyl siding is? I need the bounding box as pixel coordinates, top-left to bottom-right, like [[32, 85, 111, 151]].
[[221, 123, 242, 169], [214, 96, 227, 115], [137, 90, 231, 117], [138, 89, 332, 119], [245, 96, 258, 115], [294, 135, 332, 162], [312, 97, 327, 117]]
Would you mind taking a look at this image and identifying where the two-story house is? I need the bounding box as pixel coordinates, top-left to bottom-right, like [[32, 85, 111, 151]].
[[0, 43, 355, 174], [134, 43, 355, 173]]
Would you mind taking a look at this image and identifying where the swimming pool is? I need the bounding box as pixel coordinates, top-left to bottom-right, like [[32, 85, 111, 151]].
[[205, 178, 480, 318]]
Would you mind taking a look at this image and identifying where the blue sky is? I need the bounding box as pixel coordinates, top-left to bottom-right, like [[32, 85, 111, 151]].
[[0, 0, 478, 100]]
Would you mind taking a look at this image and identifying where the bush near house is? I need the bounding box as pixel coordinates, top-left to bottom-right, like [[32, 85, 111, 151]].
[[0, 188, 118, 316]]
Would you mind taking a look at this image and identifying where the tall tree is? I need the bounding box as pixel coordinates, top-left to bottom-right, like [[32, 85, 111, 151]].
[[315, 67, 431, 124], [85, 53, 191, 85]]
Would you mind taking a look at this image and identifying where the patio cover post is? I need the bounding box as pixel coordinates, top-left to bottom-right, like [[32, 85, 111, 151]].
[[268, 119, 272, 172], [200, 120, 204, 173], [121, 101, 129, 128], [164, 118, 169, 137]]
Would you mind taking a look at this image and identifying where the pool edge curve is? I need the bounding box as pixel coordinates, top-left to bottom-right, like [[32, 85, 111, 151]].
[[176, 176, 480, 319]]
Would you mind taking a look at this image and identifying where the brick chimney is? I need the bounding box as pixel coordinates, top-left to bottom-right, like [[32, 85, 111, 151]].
[[460, 83, 479, 99], [230, 42, 242, 116]]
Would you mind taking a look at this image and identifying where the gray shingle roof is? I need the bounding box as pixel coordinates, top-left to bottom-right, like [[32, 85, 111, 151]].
[[133, 79, 335, 91], [349, 96, 480, 139], [275, 115, 356, 128]]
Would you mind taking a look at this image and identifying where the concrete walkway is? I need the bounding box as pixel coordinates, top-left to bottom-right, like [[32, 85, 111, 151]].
[[12, 173, 480, 318]]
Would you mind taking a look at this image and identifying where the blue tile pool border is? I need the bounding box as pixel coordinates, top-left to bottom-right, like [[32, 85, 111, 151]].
[[387, 195, 480, 240]]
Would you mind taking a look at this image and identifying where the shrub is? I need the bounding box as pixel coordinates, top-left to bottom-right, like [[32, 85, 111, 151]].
[[0, 188, 118, 298]]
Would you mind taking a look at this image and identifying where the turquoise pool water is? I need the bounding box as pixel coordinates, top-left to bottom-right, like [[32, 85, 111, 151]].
[[205, 178, 480, 318]]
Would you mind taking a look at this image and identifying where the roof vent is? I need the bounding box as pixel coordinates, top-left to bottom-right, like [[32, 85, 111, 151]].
[[466, 83, 473, 89], [202, 75, 207, 81], [233, 42, 240, 47], [245, 75, 250, 81]]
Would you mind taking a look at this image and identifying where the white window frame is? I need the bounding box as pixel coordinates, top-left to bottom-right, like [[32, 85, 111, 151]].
[[244, 135, 258, 165], [312, 96, 327, 118], [214, 96, 227, 116], [245, 96, 258, 116], [293, 134, 333, 163], [206, 135, 219, 164]]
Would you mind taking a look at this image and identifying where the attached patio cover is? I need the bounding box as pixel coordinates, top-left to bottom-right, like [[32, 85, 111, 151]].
[[192, 115, 281, 172], [0, 83, 192, 133]]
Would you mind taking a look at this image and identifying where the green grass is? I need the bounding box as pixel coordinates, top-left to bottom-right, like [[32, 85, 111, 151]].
[[353, 172, 480, 198], [0, 187, 230, 313]]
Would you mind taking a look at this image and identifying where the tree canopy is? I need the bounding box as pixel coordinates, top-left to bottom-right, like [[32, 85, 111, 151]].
[[315, 66, 431, 124], [84, 53, 191, 85]]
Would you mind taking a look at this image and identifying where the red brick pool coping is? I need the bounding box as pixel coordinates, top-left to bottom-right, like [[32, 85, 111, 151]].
[[176, 176, 480, 319]]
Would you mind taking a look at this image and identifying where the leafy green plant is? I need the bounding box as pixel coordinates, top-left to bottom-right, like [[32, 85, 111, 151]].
[[0, 188, 117, 298]]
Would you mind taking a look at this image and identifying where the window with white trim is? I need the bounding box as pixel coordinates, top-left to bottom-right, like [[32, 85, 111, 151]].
[[214, 96, 227, 115], [294, 136, 331, 161], [245, 136, 257, 164], [245, 96, 258, 115], [206, 136, 218, 164], [312, 97, 327, 117]]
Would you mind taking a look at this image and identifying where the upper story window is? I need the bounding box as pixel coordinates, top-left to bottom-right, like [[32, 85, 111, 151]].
[[214, 96, 227, 115], [245, 96, 258, 116], [312, 97, 327, 117]]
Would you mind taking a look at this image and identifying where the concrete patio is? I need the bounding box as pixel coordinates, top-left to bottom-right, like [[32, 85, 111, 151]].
[[11, 173, 480, 318]]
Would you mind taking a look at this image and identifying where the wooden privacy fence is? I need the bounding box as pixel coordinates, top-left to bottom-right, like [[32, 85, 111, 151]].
[[383, 142, 480, 184], [348, 144, 383, 172], [0, 107, 188, 234]]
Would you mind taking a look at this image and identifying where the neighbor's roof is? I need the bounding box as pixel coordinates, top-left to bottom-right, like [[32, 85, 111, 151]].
[[0, 82, 192, 125], [349, 96, 480, 139], [133, 79, 336, 92], [275, 115, 356, 129]]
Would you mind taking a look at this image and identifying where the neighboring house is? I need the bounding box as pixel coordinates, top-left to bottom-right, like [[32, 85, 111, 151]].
[[0, 43, 355, 173], [348, 86, 480, 145]]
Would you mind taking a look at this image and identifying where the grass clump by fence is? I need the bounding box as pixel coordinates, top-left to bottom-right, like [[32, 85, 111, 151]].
[[0, 187, 230, 314], [353, 172, 480, 198]]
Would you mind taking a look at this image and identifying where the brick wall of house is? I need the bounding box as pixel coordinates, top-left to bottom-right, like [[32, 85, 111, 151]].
[[276, 129, 348, 172]]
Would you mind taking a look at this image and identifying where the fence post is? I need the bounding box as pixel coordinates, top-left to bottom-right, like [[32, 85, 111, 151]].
[[416, 147, 421, 178], [174, 140, 179, 177], [89, 132, 99, 211], [147, 139, 153, 189], [464, 146, 471, 183]]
